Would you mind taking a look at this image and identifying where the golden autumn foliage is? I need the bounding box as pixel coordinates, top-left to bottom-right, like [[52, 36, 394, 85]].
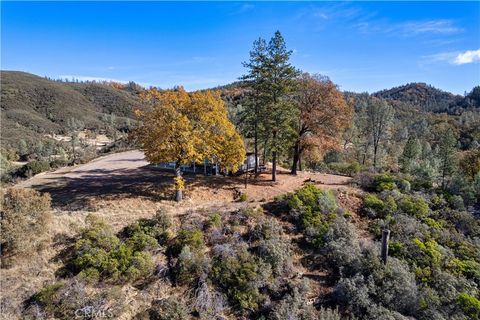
[[133, 88, 246, 199]]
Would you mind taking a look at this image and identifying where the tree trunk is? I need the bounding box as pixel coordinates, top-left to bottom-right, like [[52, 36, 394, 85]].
[[291, 141, 300, 175], [272, 131, 277, 182], [272, 151, 277, 182], [254, 117, 259, 175], [298, 152, 302, 171], [71, 134, 76, 165], [381, 229, 390, 265], [175, 164, 183, 202], [373, 144, 378, 169]]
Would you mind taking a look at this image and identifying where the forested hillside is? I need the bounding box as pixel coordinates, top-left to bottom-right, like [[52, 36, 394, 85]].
[[0, 71, 146, 150], [373, 82, 479, 114]]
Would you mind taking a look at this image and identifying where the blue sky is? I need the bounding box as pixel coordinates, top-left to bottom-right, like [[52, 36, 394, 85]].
[[2, 1, 479, 94]]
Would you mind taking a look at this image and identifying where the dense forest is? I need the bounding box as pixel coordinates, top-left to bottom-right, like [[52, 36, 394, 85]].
[[1, 30, 479, 320]]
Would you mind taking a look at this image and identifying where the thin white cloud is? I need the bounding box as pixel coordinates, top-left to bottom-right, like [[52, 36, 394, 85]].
[[231, 3, 254, 15], [357, 19, 463, 36], [401, 20, 462, 35], [453, 49, 480, 65], [421, 49, 480, 65]]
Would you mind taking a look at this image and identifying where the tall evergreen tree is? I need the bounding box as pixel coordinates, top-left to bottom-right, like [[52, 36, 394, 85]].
[[400, 134, 422, 173], [438, 128, 458, 188], [239, 38, 268, 174], [241, 31, 298, 181]]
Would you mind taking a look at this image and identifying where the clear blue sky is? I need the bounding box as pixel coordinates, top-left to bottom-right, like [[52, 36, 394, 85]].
[[2, 1, 479, 94]]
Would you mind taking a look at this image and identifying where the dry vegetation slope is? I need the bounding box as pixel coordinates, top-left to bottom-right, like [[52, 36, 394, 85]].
[[2, 150, 367, 319]]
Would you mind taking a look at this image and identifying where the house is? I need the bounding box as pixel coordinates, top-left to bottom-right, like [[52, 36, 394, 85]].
[[150, 153, 259, 176]]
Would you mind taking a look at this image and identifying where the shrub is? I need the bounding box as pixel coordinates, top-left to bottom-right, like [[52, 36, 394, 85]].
[[172, 228, 205, 255], [20, 160, 51, 177], [0, 188, 52, 264], [207, 212, 222, 229], [174, 246, 209, 286], [29, 279, 123, 319], [284, 185, 339, 247], [411, 166, 435, 190], [270, 280, 318, 320], [211, 243, 266, 311], [193, 277, 226, 319], [147, 297, 191, 320], [363, 194, 385, 217], [457, 293, 480, 320], [373, 173, 397, 192], [324, 217, 362, 274], [398, 195, 429, 218], [239, 193, 248, 202], [411, 238, 442, 270], [397, 179, 411, 193], [354, 172, 375, 190], [73, 215, 154, 283], [328, 162, 361, 176], [334, 256, 418, 319], [251, 218, 294, 277]]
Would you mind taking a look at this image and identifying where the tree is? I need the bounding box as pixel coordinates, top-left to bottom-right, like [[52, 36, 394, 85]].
[[458, 149, 480, 181], [134, 88, 245, 201], [399, 134, 422, 173], [67, 117, 84, 165], [240, 38, 269, 175], [438, 128, 457, 188], [365, 97, 394, 169], [291, 73, 351, 175], [241, 31, 298, 181]]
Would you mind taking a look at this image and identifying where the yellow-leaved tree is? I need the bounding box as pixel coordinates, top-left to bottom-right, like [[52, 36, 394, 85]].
[[134, 87, 245, 201]]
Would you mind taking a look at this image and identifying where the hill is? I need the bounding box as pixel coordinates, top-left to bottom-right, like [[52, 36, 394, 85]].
[[372, 82, 478, 114], [0, 71, 147, 150]]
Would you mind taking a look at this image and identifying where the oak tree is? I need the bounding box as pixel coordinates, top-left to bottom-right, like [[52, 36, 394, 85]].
[[291, 73, 351, 174], [134, 88, 245, 201]]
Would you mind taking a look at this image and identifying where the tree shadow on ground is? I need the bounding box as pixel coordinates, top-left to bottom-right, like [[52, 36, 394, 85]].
[[30, 163, 283, 210]]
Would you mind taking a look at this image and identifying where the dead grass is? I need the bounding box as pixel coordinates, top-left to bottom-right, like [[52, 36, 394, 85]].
[[2, 150, 369, 319]]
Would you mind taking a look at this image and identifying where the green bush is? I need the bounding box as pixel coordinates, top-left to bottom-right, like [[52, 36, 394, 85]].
[[207, 212, 222, 229], [211, 244, 265, 310], [170, 228, 205, 257], [363, 194, 385, 214], [373, 173, 397, 192], [327, 162, 361, 176], [20, 160, 51, 177], [457, 293, 480, 320], [73, 215, 154, 283], [239, 193, 248, 202], [398, 195, 429, 218], [284, 185, 338, 247], [389, 241, 405, 258]]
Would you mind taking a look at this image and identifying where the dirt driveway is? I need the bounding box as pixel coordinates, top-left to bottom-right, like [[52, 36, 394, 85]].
[[16, 150, 356, 210]]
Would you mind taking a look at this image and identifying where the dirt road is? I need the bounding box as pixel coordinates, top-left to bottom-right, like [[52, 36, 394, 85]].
[[16, 150, 357, 209]]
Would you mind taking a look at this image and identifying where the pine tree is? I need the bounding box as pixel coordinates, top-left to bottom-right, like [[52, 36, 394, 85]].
[[400, 135, 422, 173], [438, 128, 457, 188], [241, 31, 298, 181]]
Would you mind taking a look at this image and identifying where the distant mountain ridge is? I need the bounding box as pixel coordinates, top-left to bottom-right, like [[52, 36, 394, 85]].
[[373, 82, 479, 114], [0, 71, 147, 148]]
